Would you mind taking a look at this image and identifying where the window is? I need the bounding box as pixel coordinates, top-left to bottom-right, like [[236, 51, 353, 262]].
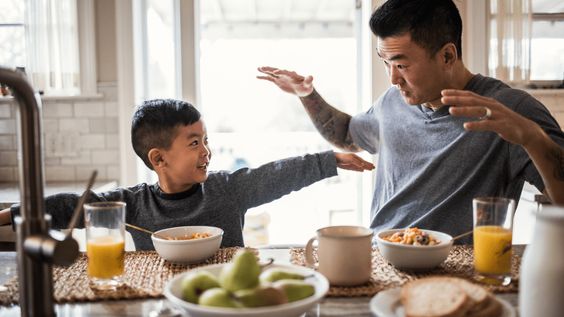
[[198, 0, 367, 246], [0, 0, 91, 96], [0, 0, 25, 69], [488, 0, 564, 85], [530, 1, 564, 81]]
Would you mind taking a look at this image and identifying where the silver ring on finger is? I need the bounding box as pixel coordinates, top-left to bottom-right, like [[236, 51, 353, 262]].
[[478, 107, 492, 120]]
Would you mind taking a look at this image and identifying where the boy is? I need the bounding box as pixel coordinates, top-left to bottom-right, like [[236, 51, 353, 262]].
[[0, 99, 374, 250]]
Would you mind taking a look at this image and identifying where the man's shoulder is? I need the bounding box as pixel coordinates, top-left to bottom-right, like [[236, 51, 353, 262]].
[[469, 74, 536, 110]]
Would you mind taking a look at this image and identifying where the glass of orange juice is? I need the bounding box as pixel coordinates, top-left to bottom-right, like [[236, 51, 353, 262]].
[[84, 201, 126, 290], [473, 197, 515, 286]]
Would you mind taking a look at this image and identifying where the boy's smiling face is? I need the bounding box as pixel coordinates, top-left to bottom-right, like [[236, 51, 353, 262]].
[[153, 119, 211, 193]]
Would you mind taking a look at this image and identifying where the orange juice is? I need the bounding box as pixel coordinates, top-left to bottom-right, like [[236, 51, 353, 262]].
[[87, 236, 125, 279], [474, 225, 512, 275]]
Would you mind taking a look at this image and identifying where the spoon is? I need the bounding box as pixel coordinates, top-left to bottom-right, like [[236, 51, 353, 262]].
[[452, 230, 473, 241], [125, 223, 172, 240]]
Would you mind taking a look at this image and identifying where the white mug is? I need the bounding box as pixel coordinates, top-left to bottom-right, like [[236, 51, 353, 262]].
[[305, 225, 373, 286]]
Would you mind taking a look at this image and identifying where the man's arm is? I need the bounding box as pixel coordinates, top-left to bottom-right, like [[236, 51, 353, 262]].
[[299, 89, 362, 152], [257, 66, 362, 152], [443, 89, 564, 205], [0, 208, 11, 225]]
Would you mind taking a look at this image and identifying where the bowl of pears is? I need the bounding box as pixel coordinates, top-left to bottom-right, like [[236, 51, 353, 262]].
[[164, 249, 329, 317]]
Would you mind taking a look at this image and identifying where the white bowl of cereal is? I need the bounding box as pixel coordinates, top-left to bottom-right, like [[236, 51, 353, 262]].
[[376, 228, 453, 270], [152, 226, 223, 264]]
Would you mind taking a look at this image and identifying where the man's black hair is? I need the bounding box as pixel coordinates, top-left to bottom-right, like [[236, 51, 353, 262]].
[[131, 99, 201, 170], [369, 0, 463, 58]]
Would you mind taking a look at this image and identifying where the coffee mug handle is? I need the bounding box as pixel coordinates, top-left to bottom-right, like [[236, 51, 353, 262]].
[[305, 236, 319, 270]]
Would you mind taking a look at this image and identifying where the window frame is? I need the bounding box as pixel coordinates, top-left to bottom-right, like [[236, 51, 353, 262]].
[[0, 0, 98, 97], [529, 11, 564, 86]]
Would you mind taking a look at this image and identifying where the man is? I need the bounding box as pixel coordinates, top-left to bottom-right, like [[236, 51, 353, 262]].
[[257, 0, 564, 240]]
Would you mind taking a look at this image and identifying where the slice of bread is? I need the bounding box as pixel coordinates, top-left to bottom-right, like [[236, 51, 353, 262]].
[[465, 295, 502, 317], [451, 278, 490, 313], [401, 277, 471, 317]]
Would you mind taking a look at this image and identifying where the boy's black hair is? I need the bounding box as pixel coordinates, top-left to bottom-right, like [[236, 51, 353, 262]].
[[131, 99, 201, 170], [369, 0, 462, 58]]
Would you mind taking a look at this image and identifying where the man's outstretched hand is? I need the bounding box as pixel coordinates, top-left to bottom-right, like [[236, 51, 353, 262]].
[[335, 152, 375, 172], [257, 66, 314, 97]]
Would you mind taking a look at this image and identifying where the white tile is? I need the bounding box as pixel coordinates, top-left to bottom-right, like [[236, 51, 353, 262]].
[[42, 103, 73, 118], [79, 135, 106, 149], [74, 102, 104, 117], [105, 134, 119, 149], [106, 165, 120, 180], [0, 104, 11, 118], [91, 150, 119, 165], [61, 151, 92, 165], [45, 166, 76, 182], [76, 166, 107, 181], [0, 151, 17, 166], [44, 157, 62, 166], [104, 102, 118, 117], [0, 136, 14, 149], [0, 120, 15, 134], [42, 119, 59, 133], [59, 119, 89, 133], [0, 167, 15, 182], [89, 118, 118, 133]]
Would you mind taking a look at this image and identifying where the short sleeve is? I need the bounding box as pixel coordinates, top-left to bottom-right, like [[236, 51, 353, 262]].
[[349, 99, 382, 154]]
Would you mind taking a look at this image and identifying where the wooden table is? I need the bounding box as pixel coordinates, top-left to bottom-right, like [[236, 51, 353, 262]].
[[0, 247, 520, 316]]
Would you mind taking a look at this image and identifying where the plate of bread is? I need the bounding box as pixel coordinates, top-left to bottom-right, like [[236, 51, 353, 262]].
[[370, 276, 516, 317]]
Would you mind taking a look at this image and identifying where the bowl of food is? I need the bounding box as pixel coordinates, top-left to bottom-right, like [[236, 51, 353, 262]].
[[375, 228, 453, 270], [152, 226, 223, 264], [163, 250, 329, 317]]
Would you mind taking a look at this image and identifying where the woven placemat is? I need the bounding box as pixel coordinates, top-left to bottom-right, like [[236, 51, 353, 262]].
[[291, 245, 520, 297], [0, 247, 252, 305]]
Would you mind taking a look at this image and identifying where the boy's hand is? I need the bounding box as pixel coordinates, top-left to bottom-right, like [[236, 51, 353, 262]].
[[0, 208, 11, 226], [257, 66, 315, 97], [335, 152, 375, 172]]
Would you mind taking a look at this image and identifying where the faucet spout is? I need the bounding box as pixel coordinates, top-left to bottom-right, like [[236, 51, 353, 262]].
[[0, 67, 78, 316]]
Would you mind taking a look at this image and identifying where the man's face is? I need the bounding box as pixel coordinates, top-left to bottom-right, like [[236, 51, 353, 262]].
[[160, 120, 211, 188], [377, 33, 447, 106]]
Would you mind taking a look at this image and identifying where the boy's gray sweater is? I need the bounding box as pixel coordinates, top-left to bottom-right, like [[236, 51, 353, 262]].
[[11, 151, 337, 250]]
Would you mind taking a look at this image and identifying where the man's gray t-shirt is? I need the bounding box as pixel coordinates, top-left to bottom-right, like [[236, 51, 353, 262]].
[[11, 151, 337, 250], [349, 74, 564, 239]]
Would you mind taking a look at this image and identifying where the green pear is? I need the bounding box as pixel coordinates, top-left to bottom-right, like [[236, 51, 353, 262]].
[[259, 268, 306, 283], [219, 249, 261, 292], [273, 279, 315, 302], [234, 286, 288, 307], [198, 288, 242, 308], [181, 271, 220, 303]]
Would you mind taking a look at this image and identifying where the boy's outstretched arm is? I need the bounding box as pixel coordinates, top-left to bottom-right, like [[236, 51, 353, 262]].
[[335, 152, 375, 172], [0, 207, 10, 225]]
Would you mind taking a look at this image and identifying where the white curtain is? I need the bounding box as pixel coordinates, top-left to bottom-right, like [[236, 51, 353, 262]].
[[489, 0, 532, 86], [25, 0, 80, 95]]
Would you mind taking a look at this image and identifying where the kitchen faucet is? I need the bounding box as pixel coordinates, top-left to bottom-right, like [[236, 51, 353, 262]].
[[0, 67, 79, 316]]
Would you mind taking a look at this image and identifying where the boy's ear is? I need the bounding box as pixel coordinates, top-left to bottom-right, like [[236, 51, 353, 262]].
[[148, 148, 165, 169]]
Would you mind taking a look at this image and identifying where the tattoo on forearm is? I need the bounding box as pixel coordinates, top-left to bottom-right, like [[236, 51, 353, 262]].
[[546, 144, 564, 181], [300, 89, 361, 152]]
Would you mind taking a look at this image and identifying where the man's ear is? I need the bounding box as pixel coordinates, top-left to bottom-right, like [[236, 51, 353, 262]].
[[440, 43, 458, 66], [148, 148, 165, 169]]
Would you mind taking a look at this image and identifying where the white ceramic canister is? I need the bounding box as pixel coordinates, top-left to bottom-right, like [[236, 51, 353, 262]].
[[519, 206, 564, 317]]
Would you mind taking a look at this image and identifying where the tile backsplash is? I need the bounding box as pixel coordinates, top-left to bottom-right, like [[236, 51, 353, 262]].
[[0, 82, 119, 182]]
